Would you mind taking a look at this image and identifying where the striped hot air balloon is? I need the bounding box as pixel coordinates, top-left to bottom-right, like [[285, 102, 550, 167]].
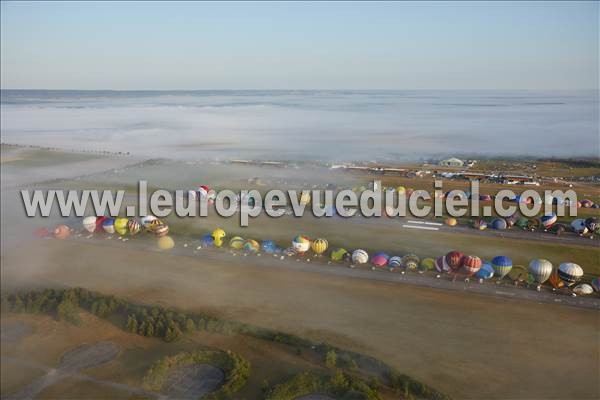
[[351, 249, 369, 265], [229, 236, 244, 250], [330, 248, 349, 262], [557, 263, 583, 286], [402, 254, 420, 270], [371, 252, 389, 268], [127, 218, 141, 235], [311, 238, 329, 255], [540, 213, 557, 230], [388, 256, 403, 269], [473, 219, 487, 230], [444, 251, 464, 272], [434, 256, 448, 273], [491, 256, 512, 279], [462, 255, 483, 277], [528, 259, 553, 286], [153, 224, 169, 237], [292, 235, 311, 254]]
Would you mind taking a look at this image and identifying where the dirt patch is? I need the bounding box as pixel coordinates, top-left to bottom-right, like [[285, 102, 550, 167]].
[[161, 364, 224, 399], [59, 341, 120, 372], [0, 322, 33, 343]]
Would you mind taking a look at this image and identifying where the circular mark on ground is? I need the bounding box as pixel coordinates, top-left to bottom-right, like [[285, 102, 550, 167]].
[[295, 395, 336, 400], [59, 341, 120, 372], [0, 322, 33, 343], [162, 364, 225, 399]]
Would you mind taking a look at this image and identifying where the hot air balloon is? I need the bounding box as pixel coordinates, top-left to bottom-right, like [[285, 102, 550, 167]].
[[479, 194, 492, 202], [526, 218, 540, 231], [201, 233, 214, 247], [82, 216, 97, 233], [371, 252, 389, 268], [53, 224, 71, 239], [157, 236, 175, 250], [573, 284, 593, 296], [229, 236, 244, 250], [95, 216, 107, 232], [402, 254, 420, 271], [114, 217, 129, 236], [475, 261, 494, 280], [506, 213, 519, 228], [330, 248, 349, 262], [445, 217, 458, 227], [528, 259, 553, 290], [420, 258, 435, 271], [591, 277, 600, 292], [153, 224, 169, 237], [548, 271, 564, 289], [508, 265, 528, 283], [300, 192, 311, 206], [571, 219, 588, 235], [197, 185, 210, 199], [388, 256, 403, 269], [127, 218, 141, 235], [580, 199, 593, 208], [585, 218, 599, 235], [140, 215, 159, 229], [550, 223, 567, 236], [261, 240, 277, 254], [434, 256, 448, 274], [491, 256, 512, 279], [540, 213, 557, 230], [473, 219, 487, 230], [34, 227, 50, 238], [212, 228, 226, 247], [292, 235, 311, 255], [243, 239, 260, 253], [351, 249, 369, 265], [102, 218, 115, 234], [557, 263, 583, 286], [311, 238, 329, 256], [462, 255, 482, 278], [490, 218, 507, 230], [444, 251, 464, 273], [515, 217, 529, 230]]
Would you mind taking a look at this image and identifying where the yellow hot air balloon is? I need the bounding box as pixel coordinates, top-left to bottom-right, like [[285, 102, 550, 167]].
[[311, 238, 328, 255], [157, 236, 175, 250], [229, 236, 244, 250], [212, 228, 226, 247], [396, 186, 406, 194], [445, 217, 458, 227], [114, 217, 129, 236], [330, 248, 349, 262]]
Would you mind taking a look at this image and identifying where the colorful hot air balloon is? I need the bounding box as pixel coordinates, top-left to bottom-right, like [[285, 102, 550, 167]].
[[153, 224, 170, 237], [95, 216, 107, 232], [506, 213, 519, 227], [557, 263, 583, 286], [490, 218, 507, 230], [435, 256, 449, 273], [570, 219, 588, 235], [388, 256, 403, 269], [53, 224, 71, 239], [34, 227, 50, 238], [475, 261, 494, 280], [550, 223, 567, 236], [243, 239, 260, 253], [299, 192, 311, 206], [591, 277, 600, 292], [444, 251, 464, 272], [157, 236, 175, 250], [114, 217, 129, 236], [292, 235, 311, 255], [127, 218, 141, 235], [402, 254, 420, 270], [351, 249, 369, 265], [211, 228, 226, 247], [371, 252, 389, 268], [82, 216, 97, 233], [201, 233, 214, 247], [102, 218, 115, 234], [261, 240, 277, 254], [311, 238, 329, 255], [330, 248, 349, 262], [573, 284, 593, 296], [515, 217, 529, 229], [491, 256, 512, 279], [585, 217, 599, 234], [462, 255, 482, 277], [229, 236, 244, 250], [445, 217, 458, 227], [473, 219, 487, 230], [140, 215, 159, 229], [528, 259, 553, 288], [540, 213, 557, 230], [580, 199, 594, 208], [548, 271, 564, 289]]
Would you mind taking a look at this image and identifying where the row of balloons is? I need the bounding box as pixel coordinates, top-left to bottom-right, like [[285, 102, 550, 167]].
[[461, 213, 598, 237]]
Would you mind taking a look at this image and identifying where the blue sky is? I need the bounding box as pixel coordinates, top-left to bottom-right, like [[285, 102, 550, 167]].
[[1, 1, 598, 90]]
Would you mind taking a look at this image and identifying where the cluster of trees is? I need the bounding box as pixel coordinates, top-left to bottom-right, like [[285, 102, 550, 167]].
[[265, 371, 382, 400], [387, 371, 450, 400], [143, 350, 250, 400]]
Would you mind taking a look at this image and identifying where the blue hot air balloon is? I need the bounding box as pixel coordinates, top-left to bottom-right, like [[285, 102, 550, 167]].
[[201, 233, 214, 247], [491, 218, 508, 230], [491, 256, 513, 278], [475, 261, 494, 280], [261, 240, 277, 254]]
